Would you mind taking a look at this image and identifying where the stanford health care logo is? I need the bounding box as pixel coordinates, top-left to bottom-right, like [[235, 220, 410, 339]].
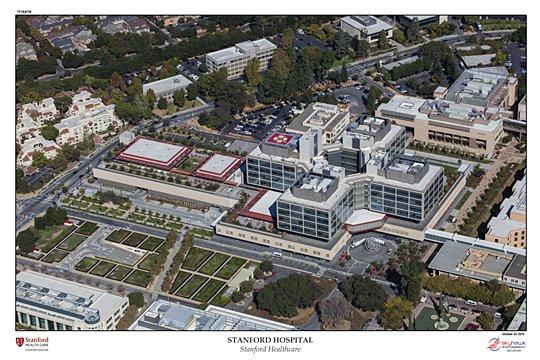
[[16, 337, 24, 347], [487, 337, 501, 351]]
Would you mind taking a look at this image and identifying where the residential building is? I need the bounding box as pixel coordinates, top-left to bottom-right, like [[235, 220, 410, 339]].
[[16, 42, 37, 64], [485, 174, 526, 248], [24, 16, 74, 35], [129, 299, 295, 330], [97, 16, 150, 35], [142, 74, 192, 103], [54, 91, 122, 145], [286, 102, 351, 144], [376, 94, 505, 154], [340, 16, 394, 44], [17, 135, 60, 167], [206, 39, 277, 80], [45, 25, 96, 53], [396, 15, 448, 28], [17, 97, 59, 127], [16, 271, 129, 330]]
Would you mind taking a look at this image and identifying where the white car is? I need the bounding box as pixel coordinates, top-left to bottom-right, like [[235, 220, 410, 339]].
[[420, 296, 427, 303]]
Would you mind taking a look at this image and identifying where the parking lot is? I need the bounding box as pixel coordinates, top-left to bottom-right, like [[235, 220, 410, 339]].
[[223, 103, 293, 140]]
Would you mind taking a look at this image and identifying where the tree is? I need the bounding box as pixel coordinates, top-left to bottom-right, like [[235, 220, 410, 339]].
[[186, 83, 199, 101], [476, 312, 494, 330], [128, 292, 145, 308], [253, 267, 264, 280], [511, 26, 526, 44], [339, 275, 388, 311], [130, 77, 143, 95], [146, 88, 157, 108], [16, 168, 30, 194], [271, 48, 294, 78], [366, 87, 383, 114], [54, 95, 72, 113], [232, 291, 245, 303], [173, 89, 186, 107], [492, 51, 508, 66], [198, 63, 208, 73], [239, 280, 254, 294], [245, 58, 261, 89], [282, 27, 294, 48], [406, 18, 421, 43], [41, 124, 59, 141], [332, 30, 351, 59], [379, 31, 388, 49], [354, 39, 370, 58], [393, 28, 406, 45], [340, 63, 349, 83], [255, 274, 322, 317], [16, 229, 37, 253], [31, 151, 48, 168], [318, 296, 353, 328], [157, 97, 168, 110], [159, 60, 176, 79], [379, 296, 413, 330], [400, 257, 423, 304], [109, 71, 125, 90], [259, 260, 273, 273]]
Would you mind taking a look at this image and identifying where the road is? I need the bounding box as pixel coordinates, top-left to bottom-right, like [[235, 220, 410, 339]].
[[16, 138, 120, 232]]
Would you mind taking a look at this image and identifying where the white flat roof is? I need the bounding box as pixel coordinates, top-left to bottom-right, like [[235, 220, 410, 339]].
[[118, 138, 188, 167], [345, 209, 386, 225], [142, 74, 192, 95], [196, 154, 238, 176], [341, 16, 393, 35], [249, 190, 282, 217]]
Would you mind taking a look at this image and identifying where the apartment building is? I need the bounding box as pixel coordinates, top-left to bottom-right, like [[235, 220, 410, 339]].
[[17, 97, 59, 128], [376, 94, 505, 154], [206, 39, 277, 80], [142, 74, 192, 104], [286, 102, 351, 144], [340, 16, 394, 44], [54, 91, 122, 145], [16, 271, 129, 330], [16, 135, 61, 167], [16, 42, 38, 64]]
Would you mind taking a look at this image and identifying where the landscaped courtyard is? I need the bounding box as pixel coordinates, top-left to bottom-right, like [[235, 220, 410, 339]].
[[415, 307, 465, 331]]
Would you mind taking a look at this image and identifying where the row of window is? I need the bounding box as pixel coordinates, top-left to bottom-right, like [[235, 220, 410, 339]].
[[17, 311, 72, 330]]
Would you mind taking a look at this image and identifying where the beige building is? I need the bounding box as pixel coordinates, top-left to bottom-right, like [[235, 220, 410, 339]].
[[205, 39, 276, 80], [376, 95, 505, 154], [286, 102, 351, 144], [518, 95, 526, 122], [340, 16, 394, 44], [55, 91, 122, 145], [485, 174, 526, 248], [16, 271, 129, 330], [17, 135, 60, 167]]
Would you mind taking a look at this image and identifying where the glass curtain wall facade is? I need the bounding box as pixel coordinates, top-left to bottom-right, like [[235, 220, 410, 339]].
[[246, 157, 302, 191]]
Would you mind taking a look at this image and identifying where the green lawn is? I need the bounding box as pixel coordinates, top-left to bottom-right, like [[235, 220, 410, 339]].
[[209, 286, 231, 307], [192, 279, 225, 303], [138, 236, 164, 251], [455, 191, 472, 211], [124, 270, 151, 288], [57, 233, 87, 251], [75, 257, 99, 272], [415, 307, 465, 331], [181, 247, 214, 271], [106, 266, 133, 281], [198, 253, 230, 275], [76, 221, 99, 236], [176, 275, 208, 298], [122, 232, 148, 247], [138, 253, 162, 271], [41, 249, 70, 263], [170, 271, 192, 294], [215, 257, 247, 280], [106, 229, 132, 243], [89, 261, 116, 277], [38, 226, 76, 253]]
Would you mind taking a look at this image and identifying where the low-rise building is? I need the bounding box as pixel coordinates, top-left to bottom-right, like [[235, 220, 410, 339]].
[[16, 271, 129, 330], [502, 255, 526, 292], [142, 74, 192, 104], [97, 16, 150, 35], [376, 94, 505, 154], [206, 39, 277, 80], [54, 91, 122, 145], [485, 174, 526, 248], [17, 135, 60, 167], [129, 299, 295, 330], [45, 25, 96, 53], [286, 102, 351, 144], [517, 95, 526, 122], [340, 16, 394, 44], [16, 42, 37, 64], [17, 97, 59, 129], [396, 15, 448, 28]]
